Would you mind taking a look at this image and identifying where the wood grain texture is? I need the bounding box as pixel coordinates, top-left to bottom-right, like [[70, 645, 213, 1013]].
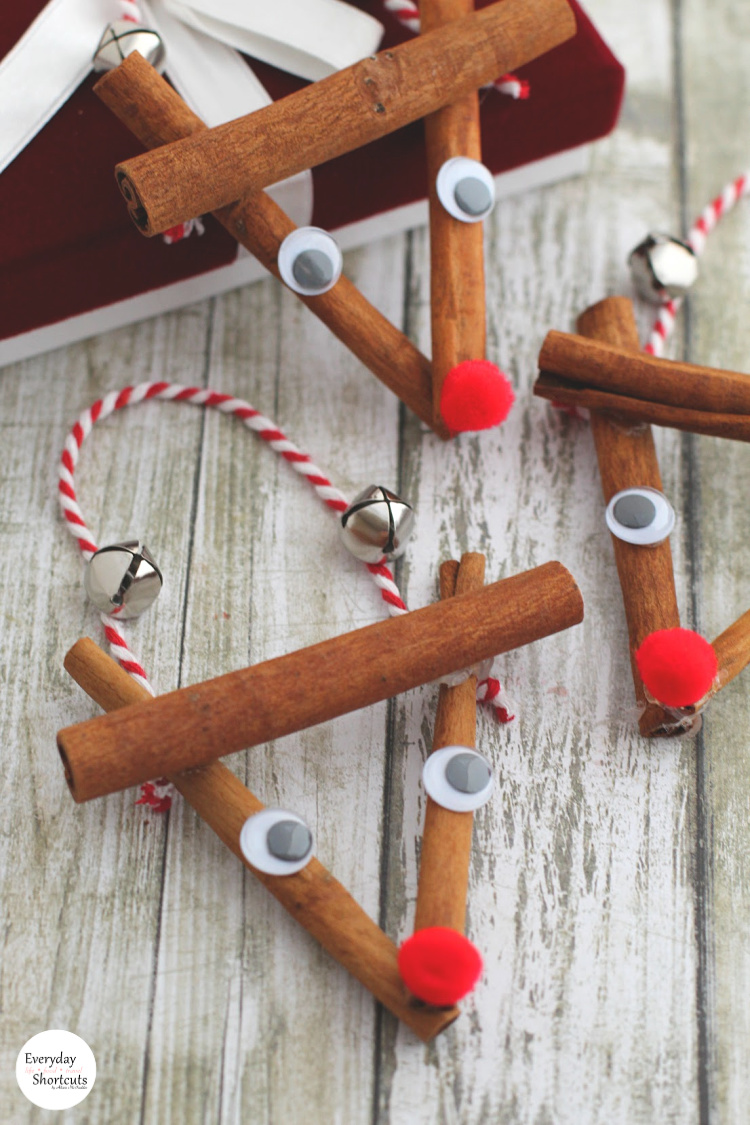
[[681, 1, 750, 1120], [114, 0, 576, 235], [2, 0, 749, 1120]]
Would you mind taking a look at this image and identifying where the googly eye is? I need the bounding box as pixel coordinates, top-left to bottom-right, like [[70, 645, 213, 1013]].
[[422, 746, 494, 812], [277, 227, 342, 296], [435, 157, 495, 223], [239, 809, 314, 876], [605, 487, 676, 546]]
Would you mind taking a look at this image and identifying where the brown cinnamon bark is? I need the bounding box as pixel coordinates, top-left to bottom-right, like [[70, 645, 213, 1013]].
[[57, 562, 584, 802], [421, 0, 486, 424], [711, 610, 750, 695], [63, 638, 457, 1040], [534, 373, 750, 442], [539, 330, 750, 416], [96, 53, 447, 437], [574, 298, 690, 737], [113, 0, 576, 236], [413, 553, 485, 934]]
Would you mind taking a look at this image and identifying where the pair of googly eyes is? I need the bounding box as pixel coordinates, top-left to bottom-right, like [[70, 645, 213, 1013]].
[[436, 158, 496, 223], [240, 809, 314, 875], [238, 747, 494, 872], [277, 158, 495, 297], [605, 487, 676, 546], [423, 746, 494, 812]]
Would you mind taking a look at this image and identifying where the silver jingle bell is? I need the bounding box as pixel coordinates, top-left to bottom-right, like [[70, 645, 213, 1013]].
[[85, 541, 162, 619], [628, 232, 699, 304], [340, 485, 415, 564], [92, 21, 166, 73]]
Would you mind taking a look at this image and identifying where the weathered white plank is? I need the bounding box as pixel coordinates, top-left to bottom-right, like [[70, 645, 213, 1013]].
[[682, 1, 750, 1121], [0, 305, 213, 1125]]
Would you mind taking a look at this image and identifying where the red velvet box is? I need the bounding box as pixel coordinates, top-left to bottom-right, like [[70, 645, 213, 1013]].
[[0, 0, 624, 365]]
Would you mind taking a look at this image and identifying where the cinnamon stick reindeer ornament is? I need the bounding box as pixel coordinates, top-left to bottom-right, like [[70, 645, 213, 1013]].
[[535, 296, 750, 735], [59, 558, 584, 1031], [55, 366, 584, 1033], [100, 0, 576, 433]]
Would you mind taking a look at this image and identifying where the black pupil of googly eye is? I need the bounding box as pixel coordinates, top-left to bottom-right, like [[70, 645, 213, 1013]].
[[445, 752, 491, 794], [612, 494, 657, 529], [292, 249, 334, 290], [453, 177, 492, 216], [266, 819, 312, 862]]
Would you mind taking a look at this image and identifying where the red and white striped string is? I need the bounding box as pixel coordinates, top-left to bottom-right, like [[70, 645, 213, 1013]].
[[382, 0, 530, 99], [644, 171, 749, 355]]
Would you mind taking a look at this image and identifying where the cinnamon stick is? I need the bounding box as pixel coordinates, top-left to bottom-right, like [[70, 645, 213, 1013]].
[[539, 330, 750, 417], [57, 562, 584, 802], [95, 53, 446, 438], [113, 0, 576, 236], [534, 373, 750, 443], [63, 638, 457, 1041], [421, 0, 486, 424], [413, 553, 485, 934], [711, 609, 750, 695], [574, 298, 689, 737]]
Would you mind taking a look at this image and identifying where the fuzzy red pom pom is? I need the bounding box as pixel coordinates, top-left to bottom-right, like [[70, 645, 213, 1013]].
[[397, 927, 483, 1006], [439, 360, 514, 433], [635, 628, 718, 707]]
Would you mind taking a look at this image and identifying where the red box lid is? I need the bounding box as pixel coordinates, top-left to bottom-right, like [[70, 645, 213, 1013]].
[[0, 0, 624, 340]]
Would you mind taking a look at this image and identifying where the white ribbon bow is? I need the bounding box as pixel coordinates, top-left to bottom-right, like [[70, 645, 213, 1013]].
[[0, 0, 384, 223]]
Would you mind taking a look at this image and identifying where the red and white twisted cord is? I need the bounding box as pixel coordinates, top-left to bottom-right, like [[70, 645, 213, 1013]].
[[58, 380, 408, 677], [644, 171, 750, 355], [116, 0, 141, 22], [382, 0, 530, 98]]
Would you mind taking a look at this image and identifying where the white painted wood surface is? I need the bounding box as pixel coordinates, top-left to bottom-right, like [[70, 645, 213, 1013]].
[[1, 1, 749, 1121]]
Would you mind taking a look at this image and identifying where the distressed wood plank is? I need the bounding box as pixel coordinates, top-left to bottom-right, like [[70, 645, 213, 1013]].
[[681, 0, 750, 1120], [0, 306, 213, 1124]]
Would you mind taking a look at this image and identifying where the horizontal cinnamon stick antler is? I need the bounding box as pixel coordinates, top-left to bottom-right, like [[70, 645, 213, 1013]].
[[58, 561, 583, 802], [535, 328, 750, 441], [113, 0, 576, 237]]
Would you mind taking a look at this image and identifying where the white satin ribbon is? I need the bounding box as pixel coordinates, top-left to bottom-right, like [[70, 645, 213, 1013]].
[[0, 0, 121, 173], [160, 0, 384, 83], [0, 0, 383, 227]]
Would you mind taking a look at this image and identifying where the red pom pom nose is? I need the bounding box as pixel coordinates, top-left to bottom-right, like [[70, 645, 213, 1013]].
[[635, 628, 718, 707], [439, 360, 514, 433], [397, 927, 483, 1006]]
